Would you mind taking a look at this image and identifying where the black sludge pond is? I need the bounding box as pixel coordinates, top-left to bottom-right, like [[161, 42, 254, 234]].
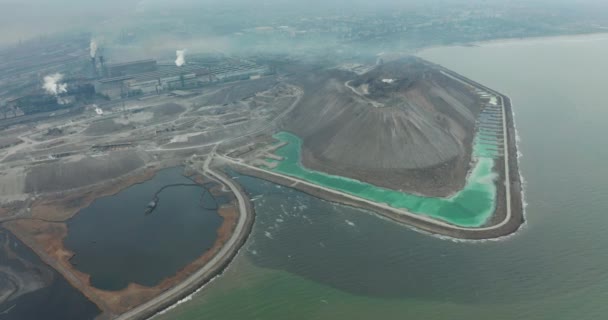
[[64, 167, 229, 291], [0, 230, 101, 320]]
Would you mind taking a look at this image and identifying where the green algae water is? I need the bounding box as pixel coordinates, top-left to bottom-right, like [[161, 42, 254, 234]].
[[266, 131, 497, 227]]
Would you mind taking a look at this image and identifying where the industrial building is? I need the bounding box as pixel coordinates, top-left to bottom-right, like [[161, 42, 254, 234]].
[[94, 76, 133, 100], [104, 59, 158, 77], [94, 59, 271, 100]]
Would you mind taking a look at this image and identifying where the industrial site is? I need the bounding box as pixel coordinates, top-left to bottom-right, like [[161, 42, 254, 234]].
[[0, 34, 522, 319]]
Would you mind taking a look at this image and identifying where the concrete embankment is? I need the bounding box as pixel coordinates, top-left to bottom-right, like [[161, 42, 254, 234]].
[[223, 66, 523, 240], [435, 65, 524, 236], [226, 150, 517, 240], [113, 166, 255, 320]]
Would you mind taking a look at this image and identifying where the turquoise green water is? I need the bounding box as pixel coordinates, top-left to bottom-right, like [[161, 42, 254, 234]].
[[266, 131, 497, 227]]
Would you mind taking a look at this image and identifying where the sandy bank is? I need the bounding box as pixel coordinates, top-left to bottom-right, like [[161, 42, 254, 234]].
[[113, 164, 255, 320], [2, 169, 252, 318]]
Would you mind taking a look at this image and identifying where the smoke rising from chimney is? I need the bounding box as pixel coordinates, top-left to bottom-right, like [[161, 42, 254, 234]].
[[175, 49, 186, 67], [42, 73, 68, 96], [90, 39, 98, 58]]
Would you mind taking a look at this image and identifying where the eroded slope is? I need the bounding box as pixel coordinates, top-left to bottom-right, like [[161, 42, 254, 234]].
[[283, 58, 481, 196]]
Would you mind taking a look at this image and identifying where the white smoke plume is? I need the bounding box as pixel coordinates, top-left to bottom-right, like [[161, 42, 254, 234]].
[[175, 49, 186, 67], [57, 96, 70, 105], [42, 73, 68, 96], [90, 39, 98, 58]]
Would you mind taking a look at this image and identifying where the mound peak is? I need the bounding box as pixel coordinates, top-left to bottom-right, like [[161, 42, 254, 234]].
[[283, 57, 482, 196]]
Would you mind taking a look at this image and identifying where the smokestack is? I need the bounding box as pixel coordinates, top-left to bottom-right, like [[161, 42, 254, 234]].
[[91, 57, 98, 77], [90, 39, 98, 58], [99, 55, 105, 77], [175, 50, 186, 67]]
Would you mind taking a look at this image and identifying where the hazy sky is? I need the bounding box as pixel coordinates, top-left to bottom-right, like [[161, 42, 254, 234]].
[[0, 0, 606, 46], [0, 0, 140, 45]]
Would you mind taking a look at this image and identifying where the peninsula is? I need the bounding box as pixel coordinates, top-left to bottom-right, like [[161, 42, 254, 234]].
[[219, 57, 524, 240], [0, 48, 523, 320]]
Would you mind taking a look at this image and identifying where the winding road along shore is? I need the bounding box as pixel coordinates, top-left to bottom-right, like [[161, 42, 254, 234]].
[[114, 152, 255, 320]]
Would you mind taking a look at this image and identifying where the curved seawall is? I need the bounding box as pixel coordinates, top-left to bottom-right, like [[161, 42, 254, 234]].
[[225, 64, 523, 239], [114, 163, 255, 320], [267, 131, 497, 227]]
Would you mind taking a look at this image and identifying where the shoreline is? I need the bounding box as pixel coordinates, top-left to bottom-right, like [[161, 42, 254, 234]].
[[223, 64, 524, 240], [413, 31, 608, 55], [112, 160, 255, 320], [1, 164, 255, 319], [431, 61, 524, 236]]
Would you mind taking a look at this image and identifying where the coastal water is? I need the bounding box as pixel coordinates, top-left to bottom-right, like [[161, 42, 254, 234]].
[[64, 167, 225, 291], [157, 33, 608, 320], [267, 131, 497, 227]]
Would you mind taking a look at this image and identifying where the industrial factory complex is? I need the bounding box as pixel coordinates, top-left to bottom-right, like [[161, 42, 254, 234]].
[[0, 35, 271, 120], [0, 33, 296, 319], [94, 58, 270, 100]]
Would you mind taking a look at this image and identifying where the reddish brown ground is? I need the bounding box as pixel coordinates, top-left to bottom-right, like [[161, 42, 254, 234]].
[[190, 174, 206, 185], [0, 201, 26, 220], [2, 172, 240, 315]]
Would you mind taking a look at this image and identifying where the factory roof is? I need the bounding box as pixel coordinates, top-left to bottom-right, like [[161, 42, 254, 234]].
[[97, 75, 134, 83], [105, 59, 157, 68], [123, 64, 209, 82], [96, 62, 266, 84]]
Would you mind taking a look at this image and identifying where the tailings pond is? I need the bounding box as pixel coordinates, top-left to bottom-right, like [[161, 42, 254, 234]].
[[0, 229, 100, 320], [64, 167, 227, 291], [266, 131, 498, 227]]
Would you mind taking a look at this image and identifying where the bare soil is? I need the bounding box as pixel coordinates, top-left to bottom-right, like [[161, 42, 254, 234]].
[[282, 57, 481, 197], [24, 150, 146, 194], [28, 165, 158, 222]]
